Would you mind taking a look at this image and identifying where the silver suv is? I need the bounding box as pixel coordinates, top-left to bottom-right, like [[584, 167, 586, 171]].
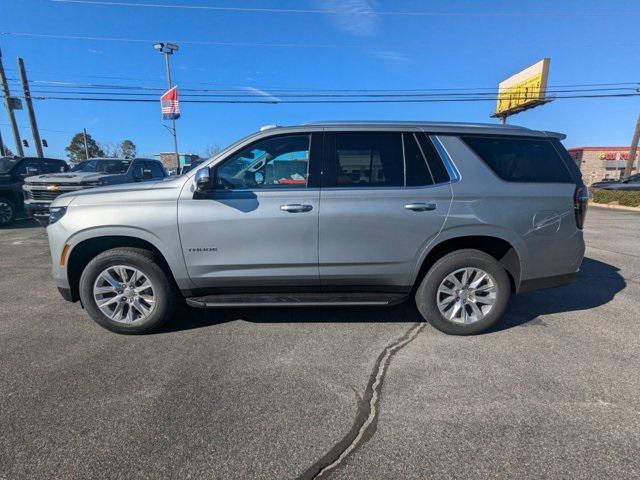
[[46, 122, 587, 335]]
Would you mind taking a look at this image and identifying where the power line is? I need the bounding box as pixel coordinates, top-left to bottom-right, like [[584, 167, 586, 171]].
[[0, 32, 377, 49], [3, 32, 640, 51], [25, 92, 640, 104], [50, 0, 640, 17], [5, 66, 638, 92], [6, 77, 639, 94], [23, 87, 640, 98]]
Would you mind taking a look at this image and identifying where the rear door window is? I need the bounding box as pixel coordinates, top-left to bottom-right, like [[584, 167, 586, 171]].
[[416, 134, 450, 184], [461, 136, 573, 183], [403, 133, 434, 187], [334, 133, 403, 187]]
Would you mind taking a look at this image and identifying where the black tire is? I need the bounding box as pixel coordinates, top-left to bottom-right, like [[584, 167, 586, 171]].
[[79, 247, 177, 334], [0, 196, 16, 227], [415, 249, 511, 335]]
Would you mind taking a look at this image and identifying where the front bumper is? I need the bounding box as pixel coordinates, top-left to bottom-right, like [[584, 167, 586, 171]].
[[24, 200, 52, 221], [57, 286, 74, 302]]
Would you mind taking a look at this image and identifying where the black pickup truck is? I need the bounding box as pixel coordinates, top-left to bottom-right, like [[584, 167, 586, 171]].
[[0, 156, 68, 226]]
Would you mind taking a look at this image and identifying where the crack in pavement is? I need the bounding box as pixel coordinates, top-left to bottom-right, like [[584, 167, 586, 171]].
[[297, 321, 427, 480]]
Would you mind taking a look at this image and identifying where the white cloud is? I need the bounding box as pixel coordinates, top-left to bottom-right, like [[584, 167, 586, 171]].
[[317, 0, 379, 37], [243, 87, 281, 103], [369, 48, 412, 66]]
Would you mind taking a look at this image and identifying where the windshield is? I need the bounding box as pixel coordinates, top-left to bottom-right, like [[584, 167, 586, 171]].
[[0, 157, 20, 174], [71, 159, 131, 174]]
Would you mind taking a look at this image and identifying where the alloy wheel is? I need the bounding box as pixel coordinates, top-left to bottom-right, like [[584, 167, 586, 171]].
[[93, 265, 156, 323], [436, 267, 497, 324]]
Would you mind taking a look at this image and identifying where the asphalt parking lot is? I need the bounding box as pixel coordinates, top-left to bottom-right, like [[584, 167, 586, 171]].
[[1, 206, 639, 479]]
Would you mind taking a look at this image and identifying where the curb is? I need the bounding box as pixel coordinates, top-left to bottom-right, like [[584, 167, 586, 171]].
[[588, 201, 640, 213]]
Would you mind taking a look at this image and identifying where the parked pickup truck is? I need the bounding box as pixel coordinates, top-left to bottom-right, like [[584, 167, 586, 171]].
[[0, 156, 68, 226], [23, 157, 167, 223]]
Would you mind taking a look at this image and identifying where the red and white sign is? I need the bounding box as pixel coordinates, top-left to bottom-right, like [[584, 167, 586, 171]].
[[161, 86, 180, 120]]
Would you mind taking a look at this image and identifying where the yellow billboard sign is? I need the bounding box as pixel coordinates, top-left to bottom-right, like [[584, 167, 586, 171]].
[[494, 58, 550, 117]]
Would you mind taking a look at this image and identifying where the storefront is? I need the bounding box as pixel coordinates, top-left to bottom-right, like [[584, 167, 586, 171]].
[[568, 147, 639, 185]]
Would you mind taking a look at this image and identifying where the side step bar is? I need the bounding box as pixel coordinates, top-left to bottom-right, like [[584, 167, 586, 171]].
[[186, 292, 408, 308]]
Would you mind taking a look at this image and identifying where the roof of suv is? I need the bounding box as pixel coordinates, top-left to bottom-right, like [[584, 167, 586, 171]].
[[260, 121, 565, 139]]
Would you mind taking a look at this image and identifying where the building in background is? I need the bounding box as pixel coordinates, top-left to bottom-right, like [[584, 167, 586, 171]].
[[154, 152, 201, 175], [568, 146, 639, 185]]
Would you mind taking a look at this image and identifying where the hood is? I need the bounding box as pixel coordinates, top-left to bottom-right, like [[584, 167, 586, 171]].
[[50, 176, 186, 208], [24, 172, 118, 184]]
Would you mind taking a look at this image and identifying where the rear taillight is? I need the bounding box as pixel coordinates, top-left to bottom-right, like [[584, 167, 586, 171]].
[[574, 184, 588, 229]]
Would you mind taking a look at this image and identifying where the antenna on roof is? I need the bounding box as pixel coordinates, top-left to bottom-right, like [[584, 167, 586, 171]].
[[260, 124, 279, 131]]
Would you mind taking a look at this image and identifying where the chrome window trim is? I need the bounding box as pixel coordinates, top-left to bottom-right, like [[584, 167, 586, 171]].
[[430, 135, 461, 183]]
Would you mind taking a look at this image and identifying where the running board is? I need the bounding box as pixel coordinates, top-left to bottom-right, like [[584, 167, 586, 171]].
[[185, 292, 407, 308]]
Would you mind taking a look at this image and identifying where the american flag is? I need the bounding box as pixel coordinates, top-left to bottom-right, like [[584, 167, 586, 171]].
[[161, 86, 180, 120]]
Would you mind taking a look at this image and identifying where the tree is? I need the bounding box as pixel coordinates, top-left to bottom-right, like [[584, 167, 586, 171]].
[[202, 143, 221, 158], [65, 132, 104, 162], [120, 139, 136, 158]]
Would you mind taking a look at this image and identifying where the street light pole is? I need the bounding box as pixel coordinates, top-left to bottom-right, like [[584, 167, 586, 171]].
[[163, 53, 179, 168], [153, 42, 180, 170]]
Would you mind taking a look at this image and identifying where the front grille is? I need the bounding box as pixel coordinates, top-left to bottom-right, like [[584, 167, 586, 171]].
[[26, 190, 64, 201], [24, 184, 86, 202]]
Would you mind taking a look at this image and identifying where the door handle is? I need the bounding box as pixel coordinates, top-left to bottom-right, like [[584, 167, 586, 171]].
[[404, 203, 436, 212], [280, 204, 313, 213]]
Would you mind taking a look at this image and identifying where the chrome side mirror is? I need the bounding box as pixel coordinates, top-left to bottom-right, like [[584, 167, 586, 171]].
[[195, 167, 212, 192]]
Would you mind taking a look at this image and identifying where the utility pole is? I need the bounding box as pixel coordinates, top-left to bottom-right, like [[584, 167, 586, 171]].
[[17, 57, 43, 158], [82, 128, 90, 159], [0, 128, 5, 156], [0, 47, 23, 156], [153, 42, 180, 169], [623, 114, 640, 178]]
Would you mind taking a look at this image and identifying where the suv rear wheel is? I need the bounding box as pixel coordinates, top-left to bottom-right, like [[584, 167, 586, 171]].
[[0, 197, 16, 226], [79, 248, 176, 334], [416, 249, 510, 335]]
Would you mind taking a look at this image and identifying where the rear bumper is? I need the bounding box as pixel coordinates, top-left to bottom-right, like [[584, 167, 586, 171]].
[[517, 272, 576, 294]]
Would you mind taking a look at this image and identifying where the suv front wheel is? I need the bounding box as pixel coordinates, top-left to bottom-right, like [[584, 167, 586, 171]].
[[416, 249, 511, 335], [79, 248, 176, 334]]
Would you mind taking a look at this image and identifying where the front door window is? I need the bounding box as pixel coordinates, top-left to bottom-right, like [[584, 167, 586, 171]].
[[216, 134, 310, 189]]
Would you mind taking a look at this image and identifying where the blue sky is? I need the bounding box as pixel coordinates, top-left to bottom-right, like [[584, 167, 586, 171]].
[[1, 0, 639, 159]]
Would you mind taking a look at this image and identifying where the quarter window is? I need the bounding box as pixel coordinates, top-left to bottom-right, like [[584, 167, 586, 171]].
[[335, 133, 403, 187], [217, 134, 310, 189], [461, 136, 573, 183]]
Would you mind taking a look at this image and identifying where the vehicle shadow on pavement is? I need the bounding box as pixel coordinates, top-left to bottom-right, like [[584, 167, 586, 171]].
[[161, 302, 422, 333], [0, 218, 42, 230], [491, 256, 626, 332], [159, 256, 624, 334]]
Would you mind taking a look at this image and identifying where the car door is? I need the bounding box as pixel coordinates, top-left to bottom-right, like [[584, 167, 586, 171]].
[[178, 132, 322, 290], [319, 131, 453, 291]]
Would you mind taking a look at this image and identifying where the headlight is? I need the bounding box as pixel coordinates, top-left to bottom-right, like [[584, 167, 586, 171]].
[[49, 206, 67, 225]]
